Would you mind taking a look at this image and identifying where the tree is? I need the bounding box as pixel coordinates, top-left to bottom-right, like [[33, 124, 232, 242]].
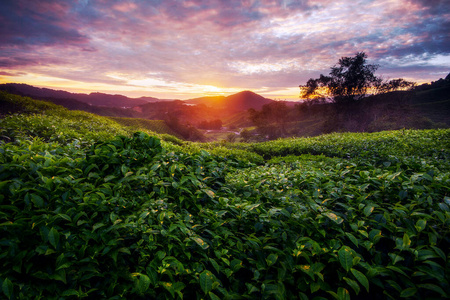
[[239, 128, 253, 142], [300, 52, 382, 103], [376, 78, 416, 93], [249, 101, 290, 139], [198, 119, 222, 130]]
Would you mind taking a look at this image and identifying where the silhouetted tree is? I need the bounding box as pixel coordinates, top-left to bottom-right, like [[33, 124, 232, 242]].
[[300, 52, 382, 103], [377, 78, 416, 93], [249, 102, 290, 139], [239, 128, 253, 142], [198, 119, 222, 130], [225, 132, 237, 143], [165, 112, 206, 141]]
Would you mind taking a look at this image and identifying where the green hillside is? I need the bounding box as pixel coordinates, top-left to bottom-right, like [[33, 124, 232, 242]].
[[0, 92, 182, 145], [109, 117, 181, 138], [1, 91, 449, 299], [410, 85, 450, 125]]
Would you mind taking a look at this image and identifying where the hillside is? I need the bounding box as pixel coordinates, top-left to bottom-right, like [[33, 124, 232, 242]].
[[0, 84, 274, 126], [109, 117, 182, 139], [185, 90, 273, 112], [0, 91, 184, 144], [2, 79, 448, 143], [244, 78, 450, 141], [0, 83, 154, 108], [1, 98, 449, 299]]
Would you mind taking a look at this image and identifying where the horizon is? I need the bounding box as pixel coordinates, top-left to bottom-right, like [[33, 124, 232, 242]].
[[0, 0, 449, 101]]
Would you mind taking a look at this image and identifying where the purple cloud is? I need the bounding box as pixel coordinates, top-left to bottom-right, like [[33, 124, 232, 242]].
[[0, 0, 448, 99], [0, 0, 89, 47]]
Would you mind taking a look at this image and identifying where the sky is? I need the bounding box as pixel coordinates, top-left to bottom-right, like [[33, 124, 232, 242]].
[[0, 0, 449, 101]]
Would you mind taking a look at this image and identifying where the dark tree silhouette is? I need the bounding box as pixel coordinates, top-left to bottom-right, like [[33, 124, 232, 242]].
[[300, 52, 382, 103], [249, 101, 290, 139], [377, 78, 416, 93]]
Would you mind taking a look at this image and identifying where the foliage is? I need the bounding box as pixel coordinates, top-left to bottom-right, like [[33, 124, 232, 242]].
[[0, 93, 185, 148], [0, 91, 62, 115], [165, 114, 206, 142], [169, 141, 264, 165], [239, 128, 254, 143], [1, 93, 449, 299], [228, 129, 450, 161], [0, 112, 128, 146], [109, 117, 181, 138], [198, 119, 223, 130], [377, 78, 416, 94], [300, 52, 382, 103], [249, 102, 291, 139]]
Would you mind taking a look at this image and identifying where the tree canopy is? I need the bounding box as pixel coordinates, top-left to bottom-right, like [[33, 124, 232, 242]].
[[249, 101, 290, 139], [300, 52, 382, 103]]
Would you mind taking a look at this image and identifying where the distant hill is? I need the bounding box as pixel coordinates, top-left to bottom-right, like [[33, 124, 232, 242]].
[[0, 83, 276, 127], [0, 83, 274, 113], [0, 83, 155, 108], [185, 91, 273, 111]]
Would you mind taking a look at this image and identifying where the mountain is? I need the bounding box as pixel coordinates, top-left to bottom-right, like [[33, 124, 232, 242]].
[[184, 95, 226, 106], [0, 83, 154, 108], [185, 91, 273, 111]]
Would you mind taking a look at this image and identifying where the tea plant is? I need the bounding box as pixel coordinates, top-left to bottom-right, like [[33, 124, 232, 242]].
[[1, 93, 449, 299]]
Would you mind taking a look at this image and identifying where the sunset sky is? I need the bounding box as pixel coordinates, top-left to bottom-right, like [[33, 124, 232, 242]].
[[0, 0, 449, 100]]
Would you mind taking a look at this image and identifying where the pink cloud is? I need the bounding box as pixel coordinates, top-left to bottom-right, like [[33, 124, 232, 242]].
[[0, 0, 448, 98]]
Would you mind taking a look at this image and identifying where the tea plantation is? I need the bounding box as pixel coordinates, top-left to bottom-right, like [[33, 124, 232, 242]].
[[1, 93, 449, 299]]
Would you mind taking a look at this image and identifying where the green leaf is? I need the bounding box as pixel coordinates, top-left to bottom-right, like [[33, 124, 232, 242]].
[[324, 212, 344, 224], [386, 266, 408, 277], [48, 227, 60, 248], [209, 291, 221, 300], [310, 282, 320, 293], [93, 223, 105, 231], [203, 189, 215, 199], [415, 219, 426, 232], [209, 258, 220, 273], [417, 284, 447, 297], [2, 278, 13, 299], [338, 287, 350, 300], [345, 232, 359, 247], [61, 289, 79, 296], [363, 204, 374, 216], [121, 164, 128, 175], [338, 247, 353, 272], [104, 175, 116, 182], [231, 259, 243, 272], [191, 237, 209, 249], [137, 274, 150, 294], [31, 193, 44, 208], [343, 277, 360, 295], [266, 254, 278, 267], [350, 268, 369, 292], [431, 246, 446, 261], [402, 233, 411, 248], [199, 270, 214, 294], [400, 287, 417, 298], [161, 282, 175, 298], [56, 214, 71, 222]]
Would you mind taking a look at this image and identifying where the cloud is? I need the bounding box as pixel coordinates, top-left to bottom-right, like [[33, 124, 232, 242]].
[[0, 0, 448, 99], [0, 0, 89, 47]]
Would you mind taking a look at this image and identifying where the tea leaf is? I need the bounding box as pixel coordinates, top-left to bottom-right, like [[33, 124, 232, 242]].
[[350, 268, 369, 292], [2, 278, 13, 299], [137, 274, 150, 294], [400, 287, 417, 298], [48, 227, 60, 248], [417, 284, 447, 297], [199, 270, 214, 294], [338, 247, 353, 272]]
